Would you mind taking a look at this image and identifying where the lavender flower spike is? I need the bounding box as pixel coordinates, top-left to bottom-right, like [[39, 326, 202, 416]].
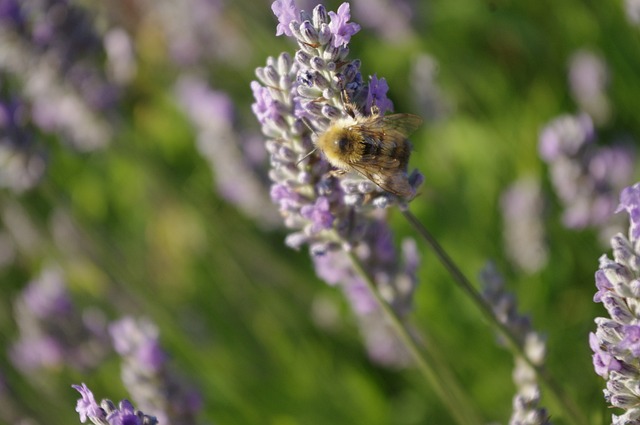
[[109, 316, 202, 425], [480, 263, 551, 425], [251, 1, 423, 365], [72, 383, 158, 425], [591, 182, 640, 424]]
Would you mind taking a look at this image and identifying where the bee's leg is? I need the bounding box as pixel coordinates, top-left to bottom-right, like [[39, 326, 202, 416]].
[[329, 169, 347, 177], [340, 90, 358, 119]]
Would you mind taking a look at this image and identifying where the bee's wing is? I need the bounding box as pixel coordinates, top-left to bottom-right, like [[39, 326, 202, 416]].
[[350, 161, 416, 199], [379, 113, 423, 138]]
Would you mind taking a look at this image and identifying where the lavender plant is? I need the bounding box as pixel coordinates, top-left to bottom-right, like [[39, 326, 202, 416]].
[[591, 182, 640, 424], [539, 113, 635, 233], [480, 263, 551, 425], [72, 383, 158, 425], [252, 0, 424, 365], [109, 316, 202, 425]]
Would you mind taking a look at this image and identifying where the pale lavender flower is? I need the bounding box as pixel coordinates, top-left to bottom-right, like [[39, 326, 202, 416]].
[[328, 2, 361, 47], [72, 383, 158, 425], [109, 317, 202, 425], [252, 1, 422, 365], [272, 0, 299, 36], [365, 74, 393, 115], [9, 267, 110, 372], [480, 263, 551, 425], [591, 182, 640, 423], [500, 178, 548, 273], [539, 113, 635, 231]]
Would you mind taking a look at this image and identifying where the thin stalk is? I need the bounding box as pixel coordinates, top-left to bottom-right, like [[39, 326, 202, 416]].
[[346, 251, 483, 425], [400, 208, 587, 425]]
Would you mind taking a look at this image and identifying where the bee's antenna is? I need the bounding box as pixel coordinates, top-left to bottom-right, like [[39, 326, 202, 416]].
[[296, 147, 318, 166], [300, 116, 317, 136]]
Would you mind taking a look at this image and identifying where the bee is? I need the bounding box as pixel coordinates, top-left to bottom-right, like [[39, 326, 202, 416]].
[[314, 104, 423, 199]]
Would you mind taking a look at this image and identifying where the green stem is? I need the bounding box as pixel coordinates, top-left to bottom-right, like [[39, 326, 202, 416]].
[[346, 251, 484, 425], [400, 208, 587, 425]]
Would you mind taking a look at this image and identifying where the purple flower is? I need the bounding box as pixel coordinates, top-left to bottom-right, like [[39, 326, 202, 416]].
[[272, 0, 299, 37], [300, 197, 335, 233], [105, 400, 141, 425], [617, 183, 640, 242], [71, 384, 158, 425], [592, 182, 640, 421], [619, 325, 640, 357], [538, 113, 594, 161], [21, 268, 73, 318], [590, 332, 622, 378], [365, 74, 393, 115], [73, 383, 106, 423], [328, 2, 361, 47]]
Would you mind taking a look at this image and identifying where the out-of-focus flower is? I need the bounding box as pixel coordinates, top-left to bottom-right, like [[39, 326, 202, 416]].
[[480, 263, 551, 425], [175, 76, 280, 227], [351, 0, 415, 42], [539, 113, 635, 232], [500, 177, 548, 273], [135, 0, 250, 67], [109, 317, 202, 425], [9, 267, 110, 373], [591, 182, 640, 424], [251, 1, 423, 365], [568, 50, 611, 125], [72, 383, 158, 425]]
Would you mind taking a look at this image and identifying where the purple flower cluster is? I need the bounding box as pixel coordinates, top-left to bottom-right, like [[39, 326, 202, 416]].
[[73, 383, 158, 425], [9, 267, 110, 373], [252, 1, 422, 364], [539, 113, 635, 231], [109, 317, 202, 425], [480, 263, 551, 425], [591, 182, 640, 424]]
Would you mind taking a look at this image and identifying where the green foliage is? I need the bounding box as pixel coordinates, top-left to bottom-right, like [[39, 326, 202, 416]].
[[1, 0, 638, 424]]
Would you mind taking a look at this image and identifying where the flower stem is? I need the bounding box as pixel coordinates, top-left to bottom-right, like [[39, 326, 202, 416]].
[[400, 208, 587, 425], [346, 251, 483, 425]]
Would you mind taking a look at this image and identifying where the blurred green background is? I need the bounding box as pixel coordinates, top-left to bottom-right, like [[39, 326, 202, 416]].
[[2, 0, 639, 424]]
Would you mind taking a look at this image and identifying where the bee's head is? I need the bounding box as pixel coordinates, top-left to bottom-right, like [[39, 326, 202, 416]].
[[315, 124, 362, 168]]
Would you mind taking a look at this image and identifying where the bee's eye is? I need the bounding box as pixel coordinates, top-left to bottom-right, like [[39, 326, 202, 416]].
[[336, 137, 348, 152]]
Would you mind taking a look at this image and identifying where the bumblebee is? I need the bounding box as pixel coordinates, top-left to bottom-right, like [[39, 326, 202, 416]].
[[315, 105, 422, 199]]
